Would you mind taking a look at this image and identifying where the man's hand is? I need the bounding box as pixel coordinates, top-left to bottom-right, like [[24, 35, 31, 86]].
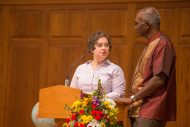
[[115, 97, 133, 105]]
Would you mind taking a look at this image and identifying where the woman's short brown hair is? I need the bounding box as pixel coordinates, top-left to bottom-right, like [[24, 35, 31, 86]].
[[87, 31, 112, 52]]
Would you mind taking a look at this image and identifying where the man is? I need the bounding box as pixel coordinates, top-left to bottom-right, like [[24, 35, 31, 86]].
[[115, 7, 176, 127]]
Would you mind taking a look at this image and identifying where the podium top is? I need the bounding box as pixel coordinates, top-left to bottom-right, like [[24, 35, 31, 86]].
[[38, 85, 81, 118]]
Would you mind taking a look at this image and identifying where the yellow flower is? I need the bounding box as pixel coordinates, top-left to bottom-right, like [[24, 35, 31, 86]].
[[71, 100, 83, 112], [87, 115, 93, 121], [82, 98, 89, 106], [107, 105, 112, 109], [72, 100, 82, 108], [103, 101, 109, 106], [80, 115, 92, 124], [100, 122, 106, 127], [62, 123, 68, 127], [104, 101, 113, 109]]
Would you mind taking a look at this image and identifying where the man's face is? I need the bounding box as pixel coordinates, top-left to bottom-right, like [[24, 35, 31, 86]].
[[134, 12, 149, 36]]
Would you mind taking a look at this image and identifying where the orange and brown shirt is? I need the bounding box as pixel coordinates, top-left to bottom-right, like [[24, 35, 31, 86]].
[[130, 32, 176, 121]]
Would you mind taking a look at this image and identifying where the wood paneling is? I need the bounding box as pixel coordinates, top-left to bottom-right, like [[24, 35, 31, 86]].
[[158, 8, 175, 38], [0, 1, 190, 127], [90, 9, 128, 37], [49, 10, 86, 38], [109, 44, 126, 65], [180, 8, 190, 39], [5, 43, 42, 127], [47, 44, 87, 86], [177, 44, 190, 127], [0, 0, 190, 5], [10, 9, 44, 38], [0, 8, 3, 39], [0, 44, 4, 127], [0, 8, 5, 127], [177, 12, 190, 127]]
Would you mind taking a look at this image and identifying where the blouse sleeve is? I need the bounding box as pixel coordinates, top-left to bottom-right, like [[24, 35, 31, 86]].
[[70, 67, 79, 88], [106, 66, 126, 99]]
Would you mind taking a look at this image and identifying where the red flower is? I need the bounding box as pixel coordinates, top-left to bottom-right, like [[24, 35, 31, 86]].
[[71, 114, 77, 120], [79, 109, 84, 115], [74, 122, 85, 127], [74, 122, 79, 127], [92, 104, 96, 109], [91, 110, 96, 116], [95, 115, 101, 121], [80, 123, 85, 127], [66, 117, 71, 123], [96, 110, 102, 116]]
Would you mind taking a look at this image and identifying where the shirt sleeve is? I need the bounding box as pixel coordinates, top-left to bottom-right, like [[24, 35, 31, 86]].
[[152, 39, 175, 77], [106, 66, 126, 99], [70, 67, 79, 88]]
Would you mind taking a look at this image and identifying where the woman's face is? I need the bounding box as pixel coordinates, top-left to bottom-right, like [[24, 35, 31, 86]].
[[92, 37, 110, 62]]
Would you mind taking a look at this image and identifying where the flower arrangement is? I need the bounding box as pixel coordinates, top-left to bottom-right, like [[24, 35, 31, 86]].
[[63, 79, 122, 127]]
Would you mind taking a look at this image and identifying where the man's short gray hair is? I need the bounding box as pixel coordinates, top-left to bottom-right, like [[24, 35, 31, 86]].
[[140, 7, 160, 29]]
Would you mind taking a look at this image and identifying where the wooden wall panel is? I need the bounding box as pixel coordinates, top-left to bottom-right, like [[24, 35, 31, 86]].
[[158, 8, 175, 38], [49, 10, 86, 38], [5, 43, 42, 127], [0, 45, 4, 127], [0, 8, 2, 39], [47, 44, 88, 86], [180, 8, 190, 39], [4, 7, 45, 127], [0, 8, 5, 127], [177, 10, 190, 127], [49, 9, 87, 46], [177, 44, 190, 127], [109, 45, 126, 66], [10, 9, 43, 38], [1, 0, 190, 5], [90, 9, 128, 37]]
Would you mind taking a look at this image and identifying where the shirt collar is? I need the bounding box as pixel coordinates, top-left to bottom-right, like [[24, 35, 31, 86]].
[[147, 32, 162, 44], [86, 59, 111, 65]]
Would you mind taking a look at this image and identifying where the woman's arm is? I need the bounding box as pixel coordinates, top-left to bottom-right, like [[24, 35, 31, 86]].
[[106, 66, 126, 99]]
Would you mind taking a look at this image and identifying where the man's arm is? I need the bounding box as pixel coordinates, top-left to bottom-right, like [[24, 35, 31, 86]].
[[134, 72, 166, 100], [115, 72, 166, 105]]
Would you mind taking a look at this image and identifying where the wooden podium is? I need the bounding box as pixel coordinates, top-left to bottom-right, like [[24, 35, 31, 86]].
[[38, 85, 81, 124], [117, 103, 128, 127], [38, 85, 128, 127]]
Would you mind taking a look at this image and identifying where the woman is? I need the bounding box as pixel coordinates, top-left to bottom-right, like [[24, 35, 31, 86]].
[[70, 31, 126, 99]]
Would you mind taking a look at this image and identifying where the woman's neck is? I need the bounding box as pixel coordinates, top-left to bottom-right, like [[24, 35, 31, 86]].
[[91, 59, 105, 70]]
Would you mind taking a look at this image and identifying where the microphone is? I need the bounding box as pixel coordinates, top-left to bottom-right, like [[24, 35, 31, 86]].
[[65, 50, 90, 86]]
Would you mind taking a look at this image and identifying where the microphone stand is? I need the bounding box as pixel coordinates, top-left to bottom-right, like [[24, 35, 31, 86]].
[[65, 50, 90, 86]]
